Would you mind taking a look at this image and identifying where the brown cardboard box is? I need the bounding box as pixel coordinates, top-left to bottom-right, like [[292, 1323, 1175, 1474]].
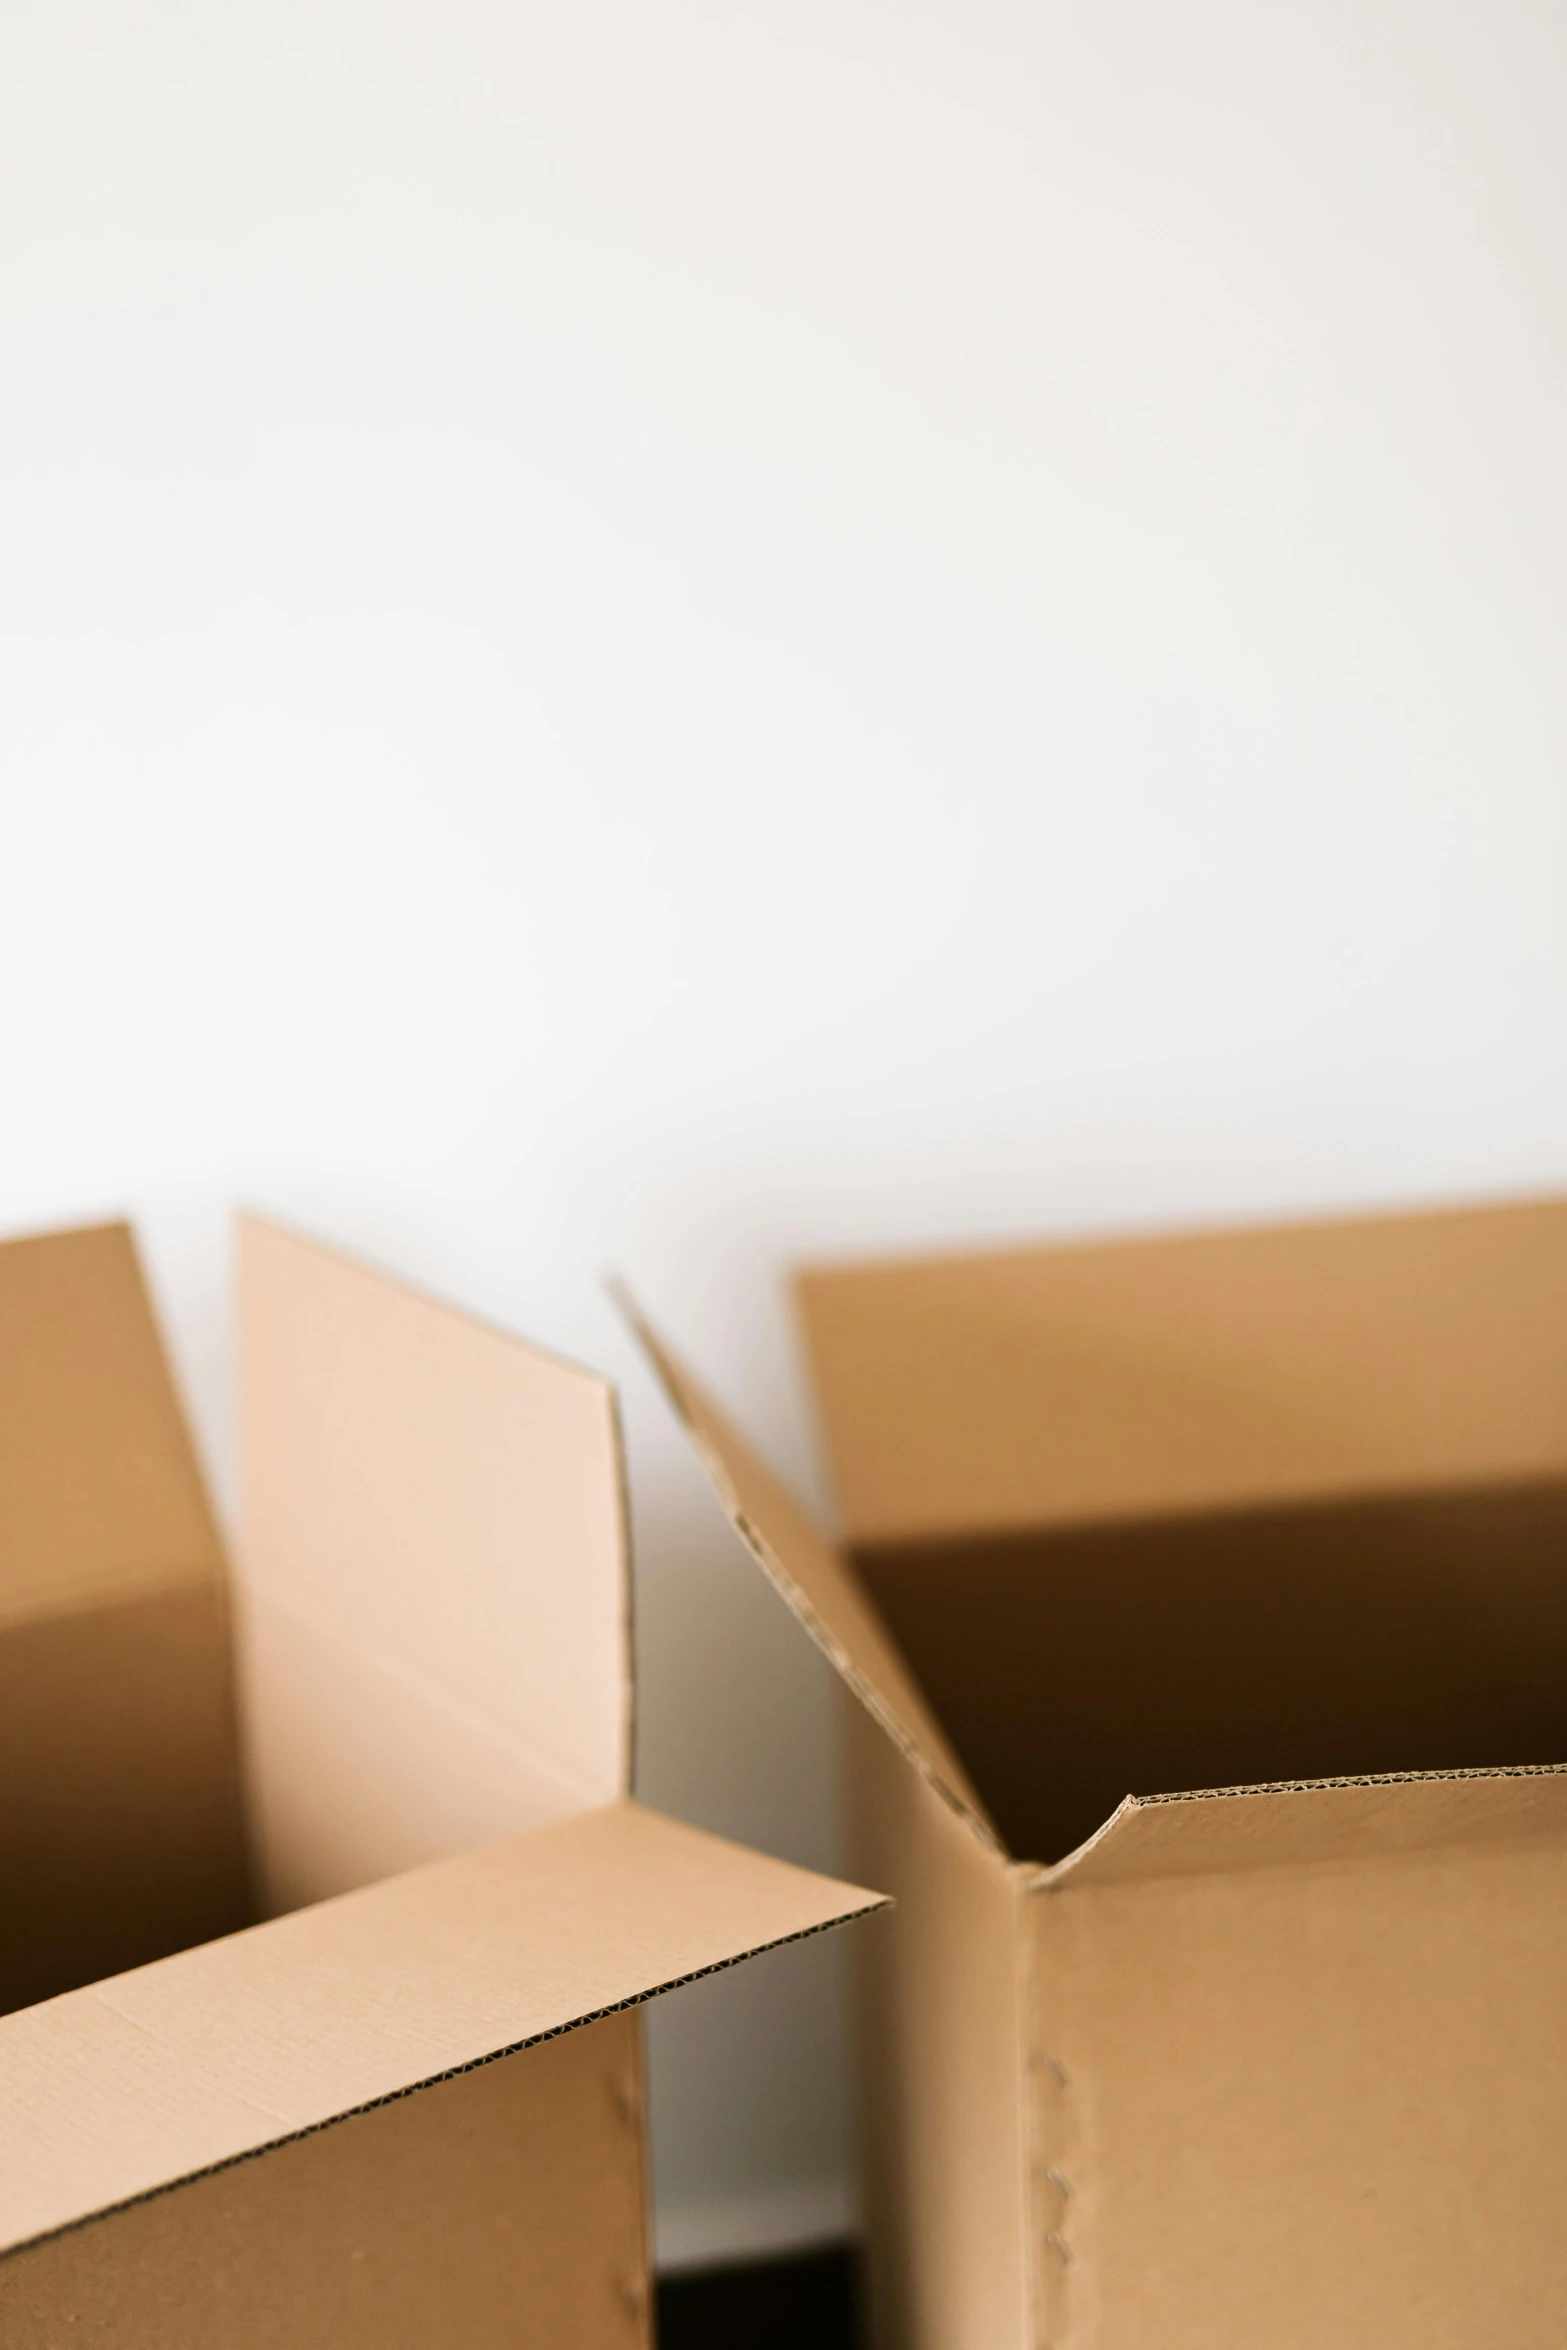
[[627, 1192, 1567, 2350], [0, 1216, 884, 2346]]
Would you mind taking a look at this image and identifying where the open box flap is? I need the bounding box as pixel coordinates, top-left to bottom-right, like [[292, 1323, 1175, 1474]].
[[620, 1297, 1001, 1853], [239, 1216, 632, 1906], [1034, 1762, 1567, 1890], [797, 1194, 1567, 1544], [0, 1799, 885, 2259], [0, 1222, 223, 1631]]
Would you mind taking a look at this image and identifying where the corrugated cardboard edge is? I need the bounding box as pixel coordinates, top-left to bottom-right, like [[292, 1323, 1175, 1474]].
[[0, 1803, 888, 2264], [0, 1919, 857, 2267], [1029, 1760, 1567, 1889], [612, 1284, 1003, 1859], [241, 1211, 637, 1805]]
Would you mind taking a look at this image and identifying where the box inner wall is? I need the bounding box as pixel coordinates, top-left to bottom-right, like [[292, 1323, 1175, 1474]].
[[854, 1476, 1567, 1863], [2, 1214, 631, 2018], [0, 1585, 252, 2014]]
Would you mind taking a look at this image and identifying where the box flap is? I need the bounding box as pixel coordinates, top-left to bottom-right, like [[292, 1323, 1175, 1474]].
[[1035, 1763, 1567, 1889], [0, 1222, 224, 1630], [238, 1216, 631, 1908], [798, 1194, 1567, 1543], [0, 1799, 885, 2259], [620, 1296, 1000, 1851]]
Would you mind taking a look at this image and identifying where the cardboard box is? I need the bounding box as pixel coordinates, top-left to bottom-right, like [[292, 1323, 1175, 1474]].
[[626, 1193, 1567, 2350], [0, 1215, 884, 2346]]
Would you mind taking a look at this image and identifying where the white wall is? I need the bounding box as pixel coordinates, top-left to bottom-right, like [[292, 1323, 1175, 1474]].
[[3, 0, 1566, 2268]]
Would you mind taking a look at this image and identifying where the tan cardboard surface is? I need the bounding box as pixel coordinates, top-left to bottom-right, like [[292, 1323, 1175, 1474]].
[[0, 1219, 248, 2013], [0, 2011, 649, 2348], [858, 1481, 1567, 1861], [0, 1799, 884, 2257], [799, 1193, 1567, 1542], [239, 1216, 630, 1907], [238, 1582, 604, 1913], [623, 1298, 998, 1846], [1032, 1839, 1567, 2347], [0, 1221, 225, 1629], [845, 1701, 1031, 2350], [639, 1195, 1567, 2341], [0, 1584, 251, 2013], [1043, 1763, 1567, 1888]]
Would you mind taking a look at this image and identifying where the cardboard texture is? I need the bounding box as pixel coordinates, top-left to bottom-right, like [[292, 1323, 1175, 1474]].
[[237, 1215, 629, 1910], [0, 1218, 883, 2344], [0, 1225, 248, 2010], [628, 1192, 1567, 2349]]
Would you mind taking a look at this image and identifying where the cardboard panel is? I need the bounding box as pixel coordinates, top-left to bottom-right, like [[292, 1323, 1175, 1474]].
[[0, 1220, 248, 2010], [857, 1480, 1567, 1862], [0, 2011, 649, 2348], [845, 1701, 1031, 2350], [1030, 1839, 1567, 2347], [238, 1216, 630, 1908], [237, 1584, 593, 1913], [0, 1222, 226, 1628], [799, 1194, 1567, 1542], [0, 1584, 251, 2014], [622, 1298, 998, 1848], [0, 1799, 884, 2257], [1045, 1763, 1567, 1888]]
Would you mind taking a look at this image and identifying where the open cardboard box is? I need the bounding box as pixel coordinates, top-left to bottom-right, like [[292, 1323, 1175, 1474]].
[[0, 1216, 884, 2346], [628, 1193, 1567, 2350]]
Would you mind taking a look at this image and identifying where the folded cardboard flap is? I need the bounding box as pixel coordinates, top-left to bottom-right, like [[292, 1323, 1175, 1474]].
[[619, 1296, 998, 1847], [825, 1205, 1567, 1860], [628, 1199, 1567, 2350], [0, 1214, 887, 2346], [0, 1799, 886, 2260], [238, 1216, 631, 1910], [1, 1212, 643, 2009], [1038, 1761, 1567, 1887], [628, 1195, 1567, 1870], [796, 1193, 1567, 1542]]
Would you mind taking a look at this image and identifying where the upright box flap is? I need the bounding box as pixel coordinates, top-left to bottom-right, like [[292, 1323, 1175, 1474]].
[[798, 1195, 1567, 1543], [621, 1298, 1000, 1850], [1038, 1763, 1567, 1889], [238, 1217, 630, 1906], [0, 1799, 885, 2259], [0, 1222, 223, 1630]]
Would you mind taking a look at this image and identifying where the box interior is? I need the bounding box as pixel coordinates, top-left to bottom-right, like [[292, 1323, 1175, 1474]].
[[3, 1214, 885, 2309], [856, 1476, 1567, 1862], [799, 1197, 1567, 1863], [0, 1215, 630, 2015], [2, 1791, 882, 2275]]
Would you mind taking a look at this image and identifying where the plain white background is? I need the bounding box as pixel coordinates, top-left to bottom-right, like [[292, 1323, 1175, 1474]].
[[4, 0, 1566, 2268]]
